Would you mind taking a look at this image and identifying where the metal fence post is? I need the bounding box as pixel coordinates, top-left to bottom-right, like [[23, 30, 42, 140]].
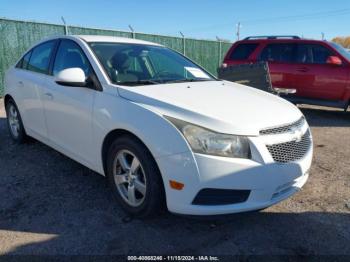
[[180, 31, 186, 56], [128, 25, 135, 39], [61, 16, 68, 35], [216, 36, 222, 67]]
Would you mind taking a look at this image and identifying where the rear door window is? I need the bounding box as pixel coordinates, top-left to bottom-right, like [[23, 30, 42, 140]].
[[27, 41, 56, 74], [296, 44, 312, 63], [259, 44, 296, 63], [229, 43, 259, 60]]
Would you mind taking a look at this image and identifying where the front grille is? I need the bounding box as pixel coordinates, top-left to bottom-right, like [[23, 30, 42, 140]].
[[260, 117, 305, 135], [266, 130, 311, 163]]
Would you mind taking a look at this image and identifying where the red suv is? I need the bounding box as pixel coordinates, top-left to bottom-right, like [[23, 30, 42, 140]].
[[222, 36, 350, 110]]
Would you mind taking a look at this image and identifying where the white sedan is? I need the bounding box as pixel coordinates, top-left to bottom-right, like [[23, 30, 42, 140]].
[[4, 35, 313, 216]]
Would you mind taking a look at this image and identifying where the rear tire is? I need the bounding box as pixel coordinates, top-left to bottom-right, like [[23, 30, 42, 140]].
[[5, 99, 27, 144], [106, 135, 165, 217]]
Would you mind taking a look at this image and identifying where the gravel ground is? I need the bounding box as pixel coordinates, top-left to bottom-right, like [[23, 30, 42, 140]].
[[0, 98, 349, 256]]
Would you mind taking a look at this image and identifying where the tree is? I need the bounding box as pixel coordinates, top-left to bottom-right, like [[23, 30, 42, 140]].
[[332, 36, 350, 48]]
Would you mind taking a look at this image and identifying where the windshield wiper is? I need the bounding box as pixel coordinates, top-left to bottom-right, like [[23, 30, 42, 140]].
[[163, 78, 215, 84], [118, 78, 215, 86], [117, 79, 162, 86]]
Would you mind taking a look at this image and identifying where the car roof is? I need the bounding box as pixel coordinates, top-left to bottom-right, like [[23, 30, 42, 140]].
[[38, 35, 163, 47], [18, 35, 165, 63], [75, 35, 162, 46], [237, 38, 328, 44]]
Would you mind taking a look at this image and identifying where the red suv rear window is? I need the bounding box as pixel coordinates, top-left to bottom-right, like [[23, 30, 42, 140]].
[[229, 43, 259, 60]]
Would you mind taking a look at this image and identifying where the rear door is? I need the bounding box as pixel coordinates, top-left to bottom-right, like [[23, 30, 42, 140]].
[[293, 43, 348, 100], [258, 43, 297, 90], [14, 40, 57, 139], [42, 39, 97, 166]]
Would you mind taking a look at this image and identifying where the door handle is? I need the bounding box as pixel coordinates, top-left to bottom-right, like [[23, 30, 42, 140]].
[[296, 67, 309, 73], [44, 93, 54, 100], [18, 81, 24, 87]]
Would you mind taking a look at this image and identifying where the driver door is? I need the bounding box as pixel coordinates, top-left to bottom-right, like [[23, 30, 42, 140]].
[[293, 43, 348, 100], [42, 39, 96, 166]]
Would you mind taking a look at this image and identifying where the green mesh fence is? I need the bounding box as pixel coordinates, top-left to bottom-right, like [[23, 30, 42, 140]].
[[0, 18, 232, 97], [68, 26, 132, 38]]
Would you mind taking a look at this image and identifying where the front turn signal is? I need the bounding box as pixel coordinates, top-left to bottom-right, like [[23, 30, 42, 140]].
[[169, 180, 184, 190]]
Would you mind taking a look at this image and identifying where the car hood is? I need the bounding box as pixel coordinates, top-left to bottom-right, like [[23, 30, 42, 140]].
[[117, 80, 303, 136]]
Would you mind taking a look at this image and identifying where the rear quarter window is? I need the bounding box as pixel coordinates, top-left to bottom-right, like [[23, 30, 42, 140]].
[[228, 43, 259, 60], [27, 41, 56, 74], [16, 51, 32, 69]]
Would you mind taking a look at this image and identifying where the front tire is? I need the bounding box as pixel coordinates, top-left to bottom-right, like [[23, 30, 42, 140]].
[[106, 135, 165, 217], [5, 99, 27, 143]]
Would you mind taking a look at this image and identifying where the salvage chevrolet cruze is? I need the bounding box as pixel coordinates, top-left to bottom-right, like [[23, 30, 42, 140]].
[[4, 35, 313, 216]]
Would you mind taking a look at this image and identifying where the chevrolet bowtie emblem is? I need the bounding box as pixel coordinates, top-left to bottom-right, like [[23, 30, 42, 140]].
[[289, 127, 303, 142]]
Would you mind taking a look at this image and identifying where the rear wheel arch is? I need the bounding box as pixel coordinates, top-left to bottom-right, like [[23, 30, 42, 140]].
[[4, 95, 28, 143], [343, 91, 350, 110], [4, 95, 25, 125], [4, 94, 14, 107]]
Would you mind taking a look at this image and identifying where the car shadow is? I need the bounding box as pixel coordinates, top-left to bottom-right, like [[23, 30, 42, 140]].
[[299, 105, 350, 127]]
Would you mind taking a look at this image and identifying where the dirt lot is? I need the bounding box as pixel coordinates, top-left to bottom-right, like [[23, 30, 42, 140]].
[[0, 98, 349, 256]]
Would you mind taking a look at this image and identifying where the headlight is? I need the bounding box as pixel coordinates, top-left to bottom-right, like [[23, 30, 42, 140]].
[[166, 117, 251, 158]]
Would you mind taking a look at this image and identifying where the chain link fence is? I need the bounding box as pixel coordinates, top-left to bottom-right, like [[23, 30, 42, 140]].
[[0, 18, 232, 96]]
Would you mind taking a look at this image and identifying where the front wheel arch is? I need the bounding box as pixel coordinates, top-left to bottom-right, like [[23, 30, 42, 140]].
[[101, 129, 159, 177], [105, 134, 166, 216]]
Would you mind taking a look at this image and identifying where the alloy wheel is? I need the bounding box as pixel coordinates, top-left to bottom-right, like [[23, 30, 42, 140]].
[[8, 104, 20, 138], [112, 150, 147, 207]]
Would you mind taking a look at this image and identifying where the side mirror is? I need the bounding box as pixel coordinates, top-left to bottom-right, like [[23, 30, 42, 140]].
[[55, 68, 87, 87], [326, 56, 342, 66]]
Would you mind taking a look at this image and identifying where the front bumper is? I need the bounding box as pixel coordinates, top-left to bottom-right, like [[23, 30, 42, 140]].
[[156, 137, 313, 215]]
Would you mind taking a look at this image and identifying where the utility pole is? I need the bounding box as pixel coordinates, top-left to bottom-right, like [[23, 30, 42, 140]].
[[236, 22, 241, 41], [321, 32, 325, 40]]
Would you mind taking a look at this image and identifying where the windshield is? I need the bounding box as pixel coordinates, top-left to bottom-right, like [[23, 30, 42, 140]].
[[89, 42, 215, 86], [330, 42, 350, 61]]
